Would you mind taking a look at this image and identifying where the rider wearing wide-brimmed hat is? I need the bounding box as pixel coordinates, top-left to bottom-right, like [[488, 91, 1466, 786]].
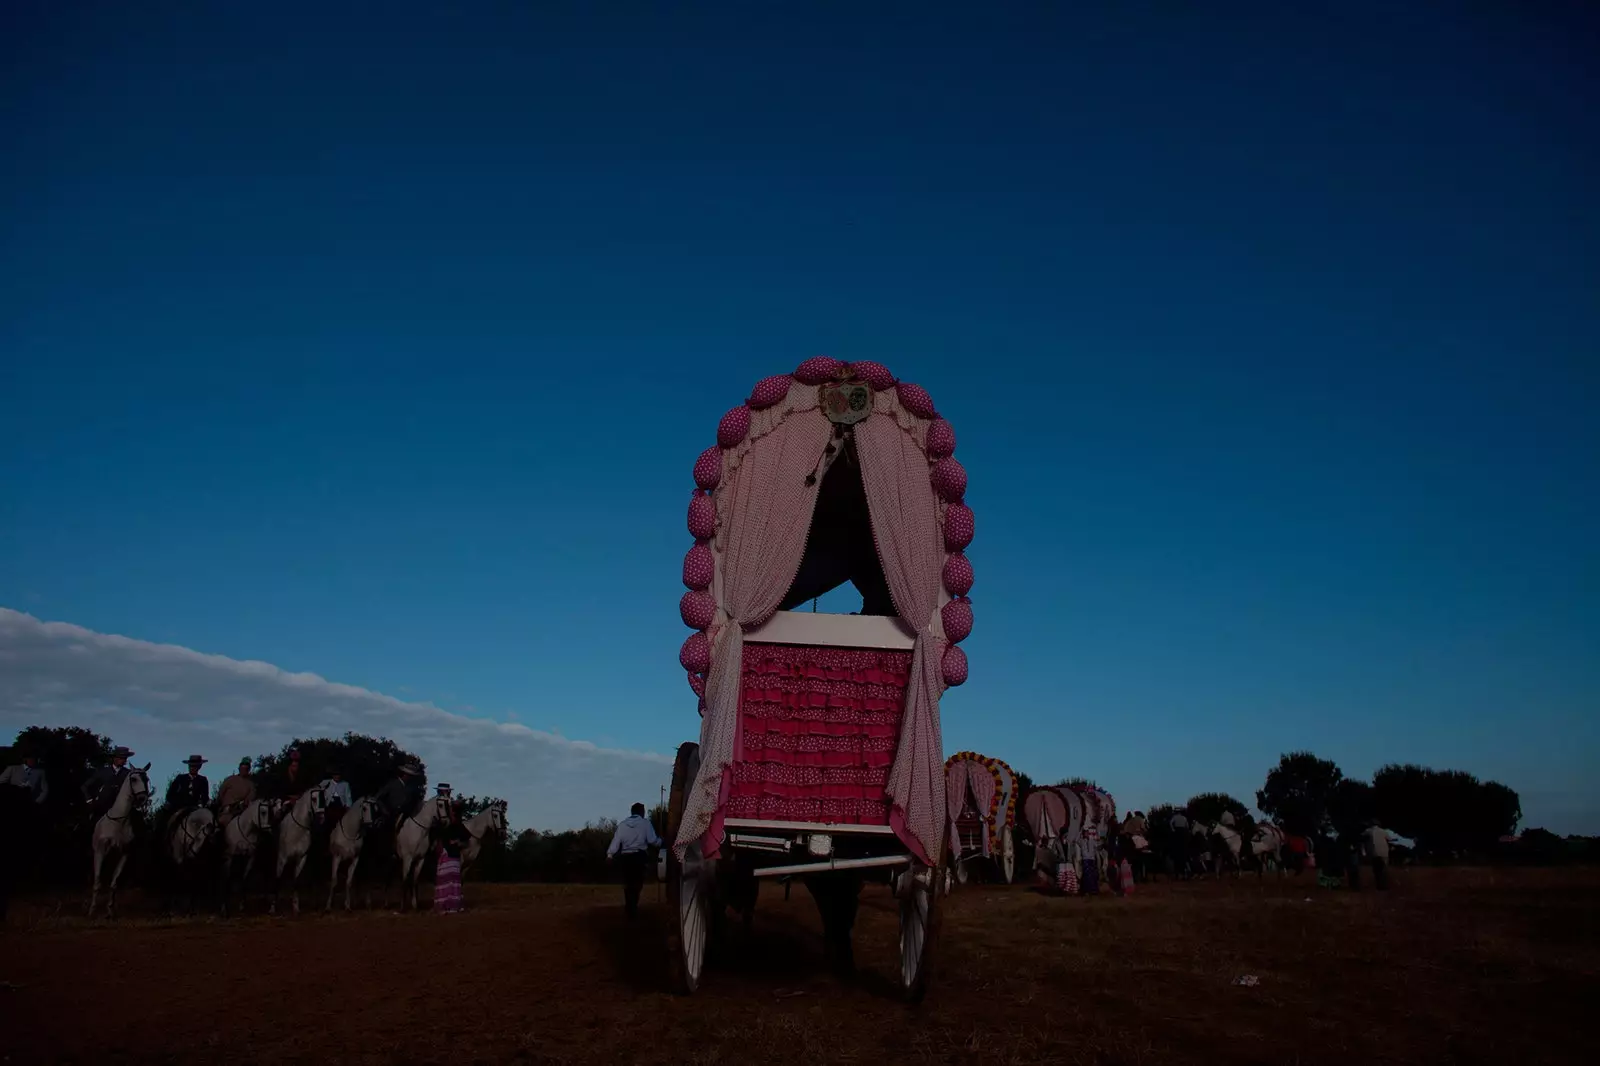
[[81, 746, 136, 818], [375, 762, 424, 827], [156, 755, 211, 846]]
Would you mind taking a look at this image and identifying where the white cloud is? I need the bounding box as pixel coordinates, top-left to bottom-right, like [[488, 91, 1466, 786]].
[[0, 608, 672, 831]]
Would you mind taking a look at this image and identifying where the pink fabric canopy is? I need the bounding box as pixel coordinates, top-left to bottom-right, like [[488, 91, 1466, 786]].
[[675, 362, 975, 867]]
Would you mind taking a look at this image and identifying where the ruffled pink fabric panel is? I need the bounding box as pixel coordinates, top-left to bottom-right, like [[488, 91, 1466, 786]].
[[727, 644, 911, 824]]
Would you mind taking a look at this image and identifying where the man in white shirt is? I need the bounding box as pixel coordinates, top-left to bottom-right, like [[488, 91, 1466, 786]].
[[607, 802, 663, 919], [1361, 821, 1391, 890], [0, 752, 48, 805], [318, 766, 354, 827]]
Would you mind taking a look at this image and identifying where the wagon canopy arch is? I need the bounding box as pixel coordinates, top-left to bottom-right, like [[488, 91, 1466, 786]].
[[675, 358, 975, 865]]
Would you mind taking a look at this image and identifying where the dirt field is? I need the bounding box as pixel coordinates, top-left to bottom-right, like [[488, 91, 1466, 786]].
[[3, 867, 1595, 1065]]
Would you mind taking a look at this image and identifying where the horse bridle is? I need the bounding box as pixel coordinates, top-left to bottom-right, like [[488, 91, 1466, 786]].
[[335, 802, 374, 843], [100, 773, 150, 824], [286, 789, 327, 832]]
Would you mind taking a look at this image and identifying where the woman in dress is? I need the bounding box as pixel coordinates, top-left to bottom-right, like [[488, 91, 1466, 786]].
[[433, 799, 470, 914]]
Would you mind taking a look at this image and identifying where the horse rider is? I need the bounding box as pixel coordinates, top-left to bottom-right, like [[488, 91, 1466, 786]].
[[374, 762, 424, 831], [157, 755, 211, 845], [272, 747, 308, 806], [1167, 807, 1192, 879], [0, 746, 49, 806], [81, 746, 135, 819], [215, 758, 256, 827], [318, 764, 353, 827], [435, 783, 452, 802], [606, 802, 663, 920]]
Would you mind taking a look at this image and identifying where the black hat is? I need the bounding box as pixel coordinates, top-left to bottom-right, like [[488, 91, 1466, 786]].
[[111, 746, 134, 759], [185, 755, 207, 767]]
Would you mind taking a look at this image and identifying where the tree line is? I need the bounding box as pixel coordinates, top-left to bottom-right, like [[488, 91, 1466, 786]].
[[1008, 750, 1548, 863]]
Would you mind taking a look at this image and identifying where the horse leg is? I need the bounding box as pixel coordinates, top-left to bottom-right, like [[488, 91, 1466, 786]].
[[346, 854, 361, 911], [326, 855, 340, 912], [241, 853, 257, 913], [269, 852, 286, 915], [106, 852, 129, 919], [88, 849, 103, 918], [291, 853, 309, 915]]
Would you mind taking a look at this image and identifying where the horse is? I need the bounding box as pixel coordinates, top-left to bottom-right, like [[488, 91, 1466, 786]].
[[1206, 822, 1244, 878], [219, 798, 284, 916], [392, 795, 451, 911], [459, 800, 507, 877], [161, 806, 218, 914], [88, 764, 151, 919], [271, 786, 328, 915], [327, 796, 377, 911], [1251, 824, 1286, 874]]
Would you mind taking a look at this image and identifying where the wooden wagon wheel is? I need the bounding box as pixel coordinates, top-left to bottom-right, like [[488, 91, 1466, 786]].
[[666, 742, 712, 994], [896, 860, 942, 1004], [997, 826, 1016, 884]]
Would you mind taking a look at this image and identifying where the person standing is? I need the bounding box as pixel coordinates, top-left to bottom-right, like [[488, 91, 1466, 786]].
[[433, 800, 470, 915], [606, 802, 662, 919], [1362, 820, 1391, 890], [0, 746, 49, 921], [81, 747, 135, 817], [215, 758, 256, 826]]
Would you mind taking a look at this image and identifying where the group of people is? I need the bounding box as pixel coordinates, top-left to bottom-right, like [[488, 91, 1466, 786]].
[[0, 742, 479, 915]]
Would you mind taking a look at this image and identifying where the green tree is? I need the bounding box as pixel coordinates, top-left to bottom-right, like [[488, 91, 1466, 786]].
[[254, 733, 426, 801], [5, 725, 118, 884], [1184, 792, 1252, 829], [1256, 751, 1344, 836]]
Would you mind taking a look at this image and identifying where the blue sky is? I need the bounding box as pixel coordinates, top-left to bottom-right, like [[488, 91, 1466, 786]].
[[2, 3, 1596, 832]]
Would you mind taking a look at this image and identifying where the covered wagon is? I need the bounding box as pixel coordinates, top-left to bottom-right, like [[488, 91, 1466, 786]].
[[667, 357, 976, 1002], [943, 752, 1017, 887], [1023, 783, 1116, 888]]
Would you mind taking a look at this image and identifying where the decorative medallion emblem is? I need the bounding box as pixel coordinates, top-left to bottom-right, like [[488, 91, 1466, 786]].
[[819, 381, 874, 425]]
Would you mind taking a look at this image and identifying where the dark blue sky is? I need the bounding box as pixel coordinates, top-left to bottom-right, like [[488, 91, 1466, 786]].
[[3, 3, 1596, 830]]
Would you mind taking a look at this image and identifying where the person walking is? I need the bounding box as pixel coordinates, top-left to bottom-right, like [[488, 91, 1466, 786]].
[[0, 745, 49, 921], [606, 802, 662, 919], [1362, 820, 1391, 890], [215, 758, 256, 827]]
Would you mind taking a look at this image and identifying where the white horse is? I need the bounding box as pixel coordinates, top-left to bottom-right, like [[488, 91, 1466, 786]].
[[1251, 824, 1285, 874], [1206, 822, 1244, 877], [460, 800, 508, 876], [219, 798, 284, 915], [271, 786, 328, 914], [88, 764, 152, 919], [327, 797, 377, 911], [393, 795, 450, 911], [162, 806, 218, 914]]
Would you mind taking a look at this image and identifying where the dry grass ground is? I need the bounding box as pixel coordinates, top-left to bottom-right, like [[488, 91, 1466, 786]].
[[2, 866, 1595, 1065]]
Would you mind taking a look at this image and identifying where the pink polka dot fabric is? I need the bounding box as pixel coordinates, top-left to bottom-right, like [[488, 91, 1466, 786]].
[[682, 542, 714, 590], [925, 419, 956, 459], [944, 503, 974, 551], [680, 590, 717, 630], [930, 456, 967, 502], [942, 644, 969, 687], [846, 360, 895, 389], [747, 374, 793, 410], [793, 356, 844, 384], [693, 446, 723, 490], [941, 597, 973, 643], [717, 405, 752, 448], [680, 631, 711, 674], [687, 493, 717, 540], [896, 381, 938, 419], [942, 552, 974, 596], [687, 671, 706, 698]]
